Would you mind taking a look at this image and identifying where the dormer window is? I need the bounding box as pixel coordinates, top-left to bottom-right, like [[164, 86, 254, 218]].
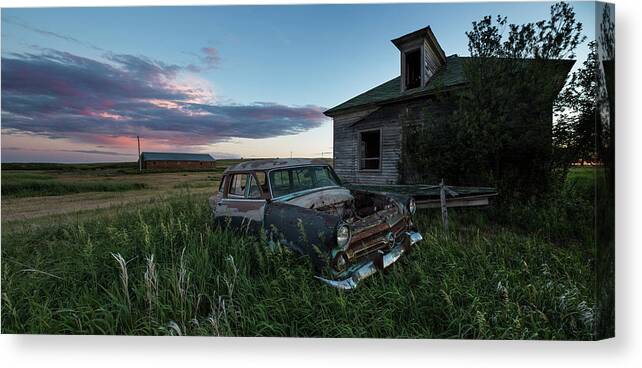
[[404, 49, 421, 90], [391, 26, 447, 92]]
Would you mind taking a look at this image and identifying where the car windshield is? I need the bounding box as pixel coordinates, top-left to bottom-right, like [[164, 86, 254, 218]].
[[269, 165, 341, 198]]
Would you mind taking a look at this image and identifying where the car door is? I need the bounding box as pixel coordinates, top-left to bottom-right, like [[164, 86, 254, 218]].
[[214, 172, 266, 233]]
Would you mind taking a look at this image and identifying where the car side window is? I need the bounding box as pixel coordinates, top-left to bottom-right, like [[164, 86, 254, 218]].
[[247, 175, 262, 199], [254, 171, 269, 193], [271, 170, 290, 193], [229, 174, 247, 197]]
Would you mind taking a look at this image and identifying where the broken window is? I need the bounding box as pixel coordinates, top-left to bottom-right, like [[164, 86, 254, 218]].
[[404, 48, 421, 89], [247, 175, 262, 199], [229, 174, 247, 197], [359, 130, 381, 170]]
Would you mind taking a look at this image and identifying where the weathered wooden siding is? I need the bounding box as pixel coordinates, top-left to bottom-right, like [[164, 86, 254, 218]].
[[332, 95, 461, 185], [332, 90, 554, 186], [333, 108, 378, 183], [423, 38, 443, 83], [333, 106, 402, 185]]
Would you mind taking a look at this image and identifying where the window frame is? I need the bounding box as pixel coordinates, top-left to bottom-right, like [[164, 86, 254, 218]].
[[404, 47, 422, 90], [245, 173, 264, 199], [358, 128, 383, 172], [227, 173, 249, 199], [218, 176, 225, 192], [223, 172, 268, 201]]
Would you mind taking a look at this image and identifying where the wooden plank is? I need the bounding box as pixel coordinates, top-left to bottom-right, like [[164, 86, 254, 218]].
[[346, 184, 497, 197], [417, 196, 491, 209], [346, 183, 497, 208], [440, 179, 448, 230]]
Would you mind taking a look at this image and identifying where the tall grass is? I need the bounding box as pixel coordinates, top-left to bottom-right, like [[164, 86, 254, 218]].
[[481, 167, 597, 247], [1, 192, 595, 339]]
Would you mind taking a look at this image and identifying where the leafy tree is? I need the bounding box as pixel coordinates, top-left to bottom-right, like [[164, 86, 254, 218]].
[[556, 41, 598, 165]]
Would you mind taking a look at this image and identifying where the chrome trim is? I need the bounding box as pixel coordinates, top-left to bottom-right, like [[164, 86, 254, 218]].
[[315, 231, 423, 290], [220, 198, 266, 203]]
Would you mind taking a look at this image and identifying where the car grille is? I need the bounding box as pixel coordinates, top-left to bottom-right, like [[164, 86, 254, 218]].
[[345, 213, 407, 262]]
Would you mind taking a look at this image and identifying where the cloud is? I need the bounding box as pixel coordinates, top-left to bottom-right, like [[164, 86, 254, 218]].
[[1, 49, 328, 150], [186, 47, 221, 72], [62, 149, 134, 156], [200, 47, 221, 68], [2, 16, 104, 51], [2, 146, 133, 156]]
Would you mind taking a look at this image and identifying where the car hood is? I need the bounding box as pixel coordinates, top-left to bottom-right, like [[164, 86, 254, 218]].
[[277, 186, 354, 209]]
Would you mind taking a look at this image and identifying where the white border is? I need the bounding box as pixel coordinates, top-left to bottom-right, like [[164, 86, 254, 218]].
[[2, 1, 642, 367]]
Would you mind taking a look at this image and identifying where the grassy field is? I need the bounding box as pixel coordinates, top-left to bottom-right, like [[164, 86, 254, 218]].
[[2, 172, 148, 198], [0, 162, 236, 222], [0, 164, 598, 338]]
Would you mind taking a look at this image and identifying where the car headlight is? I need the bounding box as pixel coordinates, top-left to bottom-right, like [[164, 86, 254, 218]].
[[408, 198, 416, 215], [336, 224, 351, 250]]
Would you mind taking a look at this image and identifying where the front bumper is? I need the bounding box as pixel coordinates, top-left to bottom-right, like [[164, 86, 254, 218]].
[[315, 231, 423, 290]]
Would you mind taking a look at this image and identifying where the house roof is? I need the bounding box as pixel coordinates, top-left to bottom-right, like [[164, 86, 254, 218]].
[[391, 26, 447, 64], [324, 55, 467, 116], [224, 158, 328, 173], [140, 152, 215, 162], [323, 55, 575, 117]]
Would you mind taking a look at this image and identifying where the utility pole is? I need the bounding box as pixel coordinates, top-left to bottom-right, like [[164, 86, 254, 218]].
[[137, 135, 142, 173]]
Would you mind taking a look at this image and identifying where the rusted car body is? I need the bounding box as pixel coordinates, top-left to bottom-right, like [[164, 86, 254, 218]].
[[209, 158, 422, 289]]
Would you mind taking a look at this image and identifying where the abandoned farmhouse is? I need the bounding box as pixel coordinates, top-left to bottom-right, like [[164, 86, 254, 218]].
[[138, 152, 216, 170], [324, 26, 574, 185]]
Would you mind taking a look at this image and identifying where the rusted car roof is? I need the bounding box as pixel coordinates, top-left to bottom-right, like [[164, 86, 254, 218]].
[[224, 158, 329, 174]]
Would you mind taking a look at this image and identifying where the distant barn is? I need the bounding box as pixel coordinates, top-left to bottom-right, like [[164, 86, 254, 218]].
[[139, 152, 216, 170]]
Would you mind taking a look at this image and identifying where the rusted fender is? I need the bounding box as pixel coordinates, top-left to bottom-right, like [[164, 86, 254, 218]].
[[263, 201, 340, 270]]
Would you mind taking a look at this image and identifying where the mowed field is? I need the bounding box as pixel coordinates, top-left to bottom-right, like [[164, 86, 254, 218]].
[[1, 160, 243, 223], [1, 163, 598, 339]]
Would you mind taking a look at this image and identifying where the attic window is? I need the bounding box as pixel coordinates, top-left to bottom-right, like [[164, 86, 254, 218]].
[[404, 49, 421, 90], [359, 129, 381, 171]]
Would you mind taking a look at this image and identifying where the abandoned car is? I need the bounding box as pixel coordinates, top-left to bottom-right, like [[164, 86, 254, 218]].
[[209, 158, 423, 289]]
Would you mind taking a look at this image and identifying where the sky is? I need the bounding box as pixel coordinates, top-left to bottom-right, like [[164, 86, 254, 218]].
[[1, 1, 596, 163]]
